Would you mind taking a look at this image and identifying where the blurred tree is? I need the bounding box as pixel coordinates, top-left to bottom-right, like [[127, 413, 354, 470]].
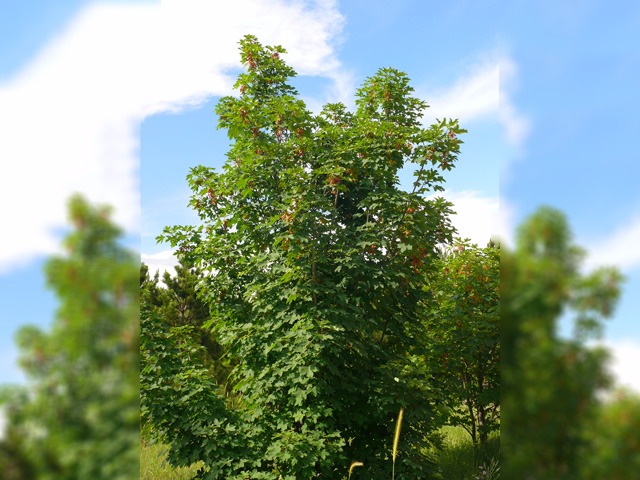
[[424, 240, 499, 446], [0, 388, 36, 480], [580, 389, 640, 479], [0, 195, 139, 479], [501, 206, 623, 479]]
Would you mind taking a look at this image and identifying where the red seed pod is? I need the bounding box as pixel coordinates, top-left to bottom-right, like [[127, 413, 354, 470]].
[[327, 175, 340, 186]]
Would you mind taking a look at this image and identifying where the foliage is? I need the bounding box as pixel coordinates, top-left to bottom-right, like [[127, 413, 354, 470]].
[[140, 308, 243, 478], [147, 34, 465, 479], [0, 195, 139, 479], [501, 206, 623, 479], [423, 241, 499, 445]]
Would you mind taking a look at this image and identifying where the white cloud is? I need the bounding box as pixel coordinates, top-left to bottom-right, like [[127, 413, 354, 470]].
[[0, 0, 346, 275], [495, 196, 516, 248], [418, 53, 529, 154], [141, 249, 178, 279], [422, 61, 499, 126], [584, 215, 640, 272], [601, 339, 640, 394], [436, 190, 499, 247]]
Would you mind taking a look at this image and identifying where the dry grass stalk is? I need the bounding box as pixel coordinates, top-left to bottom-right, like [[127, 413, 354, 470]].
[[392, 408, 404, 480]]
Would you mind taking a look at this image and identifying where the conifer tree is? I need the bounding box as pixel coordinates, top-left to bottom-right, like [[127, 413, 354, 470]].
[[0, 195, 139, 479]]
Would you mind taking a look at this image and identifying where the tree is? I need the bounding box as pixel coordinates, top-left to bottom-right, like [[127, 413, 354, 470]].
[[501, 206, 623, 479], [145, 35, 465, 479], [0, 195, 139, 480], [140, 259, 230, 390], [423, 241, 499, 447]]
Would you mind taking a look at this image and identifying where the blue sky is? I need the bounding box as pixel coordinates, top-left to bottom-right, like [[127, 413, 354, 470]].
[[1, 1, 638, 391]]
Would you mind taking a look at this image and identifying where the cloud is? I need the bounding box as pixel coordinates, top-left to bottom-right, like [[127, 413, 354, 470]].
[[584, 215, 640, 272], [436, 190, 499, 246], [602, 339, 640, 394], [418, 52, 529, 154], [141, 249, 178, 279], [0, 0, 346, 275], [495, 196, 516, 248], [422, 62, 498, 126]]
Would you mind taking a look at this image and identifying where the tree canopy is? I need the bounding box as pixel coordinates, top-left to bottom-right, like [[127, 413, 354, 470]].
[[144, 34, 466, 479]]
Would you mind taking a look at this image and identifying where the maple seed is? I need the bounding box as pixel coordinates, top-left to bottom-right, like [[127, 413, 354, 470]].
[[246, 53, 257, 70], [239, 107, 248, 123]]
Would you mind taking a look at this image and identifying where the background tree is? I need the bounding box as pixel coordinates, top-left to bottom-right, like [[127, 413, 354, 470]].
[[140, 260, 229, 388], [145, 35, 465, 479], [0, 195, 139, 480], [580, 388, 640, 479], [0, 387, 37, 480], [501, 206, 623, 479], [423, 241, 499, 447]]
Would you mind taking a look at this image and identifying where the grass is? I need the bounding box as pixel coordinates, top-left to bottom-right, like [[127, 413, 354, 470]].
[[140, 422, 499, 480], [435, 426, 500, 480], [140, 438, 202, 480]]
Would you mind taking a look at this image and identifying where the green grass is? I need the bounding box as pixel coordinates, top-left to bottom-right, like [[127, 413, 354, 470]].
[[435, 426, 500, 480], [140, 438, 202, 480], [140, 424, 499, 479]]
